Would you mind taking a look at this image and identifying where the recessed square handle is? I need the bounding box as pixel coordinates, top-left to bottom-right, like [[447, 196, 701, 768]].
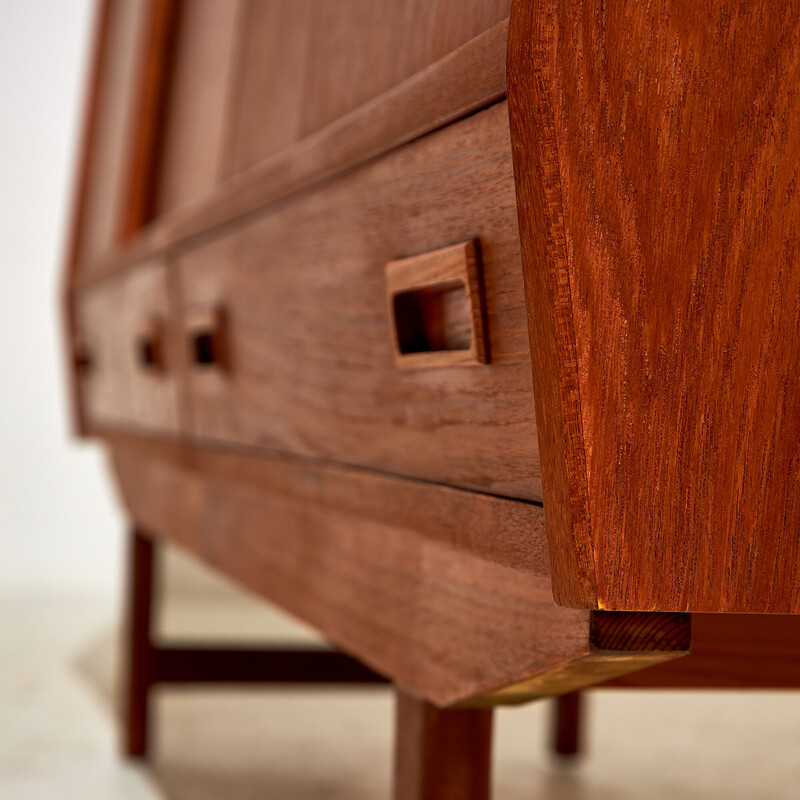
[[73, 337, 93, 374], [185, 305, 228, 370], [134, 319, 165, 372], [385, 240, 488, 369]]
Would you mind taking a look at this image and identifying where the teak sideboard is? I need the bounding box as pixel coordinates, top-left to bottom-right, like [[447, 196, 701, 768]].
[[62, 1, 800, 796]]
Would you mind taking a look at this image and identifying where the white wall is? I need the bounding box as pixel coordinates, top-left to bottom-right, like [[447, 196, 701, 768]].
[[0, 1, 125, 592]]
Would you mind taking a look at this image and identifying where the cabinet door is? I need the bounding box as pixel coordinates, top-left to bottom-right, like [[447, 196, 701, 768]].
[[151, 0, 245, 216], [226, 0, 511, 173]]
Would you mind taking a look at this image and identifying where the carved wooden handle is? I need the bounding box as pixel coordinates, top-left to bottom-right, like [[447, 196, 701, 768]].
[[385, 239, 488, 370]]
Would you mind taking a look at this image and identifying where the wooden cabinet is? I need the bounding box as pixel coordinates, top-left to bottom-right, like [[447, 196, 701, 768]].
[[62, 0, 800, 794]]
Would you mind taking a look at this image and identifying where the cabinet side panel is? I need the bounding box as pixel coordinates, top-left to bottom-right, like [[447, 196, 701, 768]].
[[509, 0, 800, 612], [507, 0, 597, 606]]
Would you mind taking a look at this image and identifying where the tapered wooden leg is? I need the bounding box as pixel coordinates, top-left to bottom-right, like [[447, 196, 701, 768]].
[[393, 689, 493, 800], [551, 692, 582, 757], [122, 527, 157, 758]]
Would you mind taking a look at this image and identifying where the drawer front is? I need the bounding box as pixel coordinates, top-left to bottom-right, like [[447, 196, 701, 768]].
[[176, 101, 540, 500], [75, 261, 182, 433]]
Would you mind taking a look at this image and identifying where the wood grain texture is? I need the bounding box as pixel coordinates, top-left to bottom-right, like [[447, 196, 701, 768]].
[[386, 240, 488, 369], [71, 17, 510, 287], [226, 0, 511, 174], [76, 261, 183, 433], [393, 690, 492, 800], [118, 0, 179, 240], [176, 102, 540, 501], [478, 611, 689, 704], [75, 0, 149, 269], [152, 0, 244, 216], [219, 0, 314, 171], [508, 0, 800, 611], [107, 435, 688, 706], [603, 613, 800, 689], [71, 0, 244, 281], [61, 0, 113, 436], [506, 0, 596, 605]]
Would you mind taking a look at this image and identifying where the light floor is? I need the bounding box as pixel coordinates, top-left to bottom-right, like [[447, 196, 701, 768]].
[[4, 551, 800, 799]]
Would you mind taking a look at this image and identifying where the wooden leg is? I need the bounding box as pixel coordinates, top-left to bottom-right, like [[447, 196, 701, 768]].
[[552, 692, 582, 757], [393, 689, 493, 800], [122, 527, 157, 758]]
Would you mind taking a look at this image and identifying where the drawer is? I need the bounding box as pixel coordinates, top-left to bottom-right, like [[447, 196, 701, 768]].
[[176, 101, 541, 500], [75, 261, 183, 433]]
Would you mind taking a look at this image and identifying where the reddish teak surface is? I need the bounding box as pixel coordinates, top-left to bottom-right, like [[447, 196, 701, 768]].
[[508, 0, 800, 612]]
